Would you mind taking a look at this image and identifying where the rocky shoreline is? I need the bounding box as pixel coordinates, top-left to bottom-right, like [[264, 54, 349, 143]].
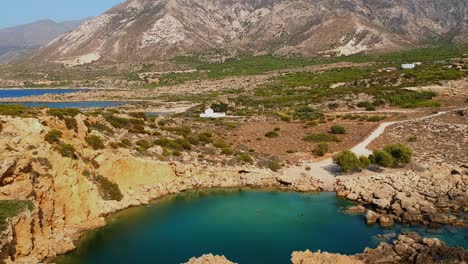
[[188, 232, 468, 264], [335, 166, 468, 228]]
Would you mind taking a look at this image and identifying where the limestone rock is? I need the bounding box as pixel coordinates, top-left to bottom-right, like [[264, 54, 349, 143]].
[[184, 254, 236, 264]]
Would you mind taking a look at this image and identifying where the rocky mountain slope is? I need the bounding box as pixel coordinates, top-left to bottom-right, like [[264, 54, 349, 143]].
[[0, 19, 82, 63], [34, 0, 468, 65]]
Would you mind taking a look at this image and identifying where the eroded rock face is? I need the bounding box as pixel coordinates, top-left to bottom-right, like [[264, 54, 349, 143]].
[[336, 166, 468, 227]]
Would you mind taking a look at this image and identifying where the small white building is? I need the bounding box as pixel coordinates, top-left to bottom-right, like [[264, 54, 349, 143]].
[[200, 108, 226, 118], [401, 63, 416, 69]]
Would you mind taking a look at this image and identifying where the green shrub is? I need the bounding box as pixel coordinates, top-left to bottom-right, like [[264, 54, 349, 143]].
[[359, 156, 371, 168], [120, 138, 132, 147], [0, 105, 37, 117], [85, 135, 105, 150], [0, 200, 34, 231], [136, 140, 152, 150], [330, 125, 346, 134], [163, 126, 191, 137], [333, 151, 362, 172], [47, 108, 80, 119], [64, 117, 78, 130], [162, 148, 171, 157], [90, 123, 113, 133], [198, 133, 214, 144], [313, 143, 329, 156], [303, 133, 339, 142], [367, 116, 386, 122], [104, 115, 130, 128], [267, 160, 282, 172], [211, 102, 229, 113], [44, 129, 63, 144], [153, 138, 183, 151], [128, 112, 146, 119], [265, 131, 279, 138], [175, 138, 192, 150], [187, 136, 200, 145], [357, 101, 373, 108], [238, 153, 253, 163], [366, 105, 376, 111], [57, 144, 76, 158], [383, 144, 412, 166], [214, 140, 230, 149], [390, 91, 440, 108], [292, 107, 324, 120], [94, 175, 123, 201], [221, 147, 235, 155], [369, 150, 395, 167]]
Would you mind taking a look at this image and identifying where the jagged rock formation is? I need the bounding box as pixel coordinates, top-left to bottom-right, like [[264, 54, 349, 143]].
[[335, 167, 468, 227], [34, 0, 468, 65]]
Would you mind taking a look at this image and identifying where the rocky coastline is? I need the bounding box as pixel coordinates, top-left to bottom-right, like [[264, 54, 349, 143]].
[[188, 233, 468, 264], [335, 166, 468, 228]]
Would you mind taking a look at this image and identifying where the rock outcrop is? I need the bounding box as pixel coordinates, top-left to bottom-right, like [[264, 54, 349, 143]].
[[185, 254, 236, 264], [292, 233, 468, 264], [335, 166, 468, 227]]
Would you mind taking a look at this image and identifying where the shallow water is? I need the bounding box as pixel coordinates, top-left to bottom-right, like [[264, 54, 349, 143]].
[[0, 101, 127, 108], [0, 89, 83, 98], [57, 190, 467, 264]]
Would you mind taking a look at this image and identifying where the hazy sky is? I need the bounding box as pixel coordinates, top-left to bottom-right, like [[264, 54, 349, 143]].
[[1, 0, 125, 28]]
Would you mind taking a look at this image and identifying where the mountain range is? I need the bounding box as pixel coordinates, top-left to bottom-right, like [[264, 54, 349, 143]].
[[0, 19, 83, 63], [21, 0, 468, 65]]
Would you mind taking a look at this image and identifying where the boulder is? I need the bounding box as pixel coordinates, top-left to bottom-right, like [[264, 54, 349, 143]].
[[378, 215, 395, 227], [366, 210, 380, 225], [344, 205, 367, 214], [372, 198, 391, 209]]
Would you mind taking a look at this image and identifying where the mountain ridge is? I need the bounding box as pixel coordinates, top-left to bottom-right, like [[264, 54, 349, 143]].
[[32, 0, 468, 65], [0, 19, 84, 63]]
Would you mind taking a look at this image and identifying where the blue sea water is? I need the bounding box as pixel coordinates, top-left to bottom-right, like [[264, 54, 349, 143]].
[[0, 89, 128, 108], [0, 89, 83, 98], [0, 101, 127, 108], [57, 190, 468, 264]]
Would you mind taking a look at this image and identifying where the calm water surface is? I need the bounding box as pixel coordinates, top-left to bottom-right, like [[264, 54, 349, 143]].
[[57, 190, 468, 264], [0, 101, 127, 108], [0, 89, 83, 98]]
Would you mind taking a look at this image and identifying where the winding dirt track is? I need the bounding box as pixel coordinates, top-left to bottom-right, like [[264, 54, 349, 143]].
[[282, 108, 468, 191]]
